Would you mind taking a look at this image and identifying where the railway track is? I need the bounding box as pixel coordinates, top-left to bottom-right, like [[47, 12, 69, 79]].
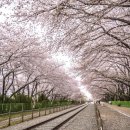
[[23, 104, 87, 130]]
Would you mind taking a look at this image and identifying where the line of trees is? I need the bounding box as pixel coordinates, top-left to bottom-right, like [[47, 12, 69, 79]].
[[45, 0, 130, 101], [1, 0, 130, 101], [14, 0, 130, 101], [0, 2, 82, 103], [0, 28, 81, 103]]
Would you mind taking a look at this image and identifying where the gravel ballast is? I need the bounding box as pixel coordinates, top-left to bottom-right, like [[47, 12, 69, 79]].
[[59, 104, 98, 130]]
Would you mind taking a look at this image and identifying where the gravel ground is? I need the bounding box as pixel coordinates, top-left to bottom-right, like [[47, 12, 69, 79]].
[[98, 105, 130, 130], [103, 102, 130, 117], [59, 104, 98, 130], [1, 105, 83, 130]]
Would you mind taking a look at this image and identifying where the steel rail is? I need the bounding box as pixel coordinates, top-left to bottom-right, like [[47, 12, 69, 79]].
[[24, 104, 87, 130], [52, 105, 87, 130]]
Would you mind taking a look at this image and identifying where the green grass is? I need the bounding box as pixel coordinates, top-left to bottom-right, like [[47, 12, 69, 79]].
[[111, 101, 130, 107]]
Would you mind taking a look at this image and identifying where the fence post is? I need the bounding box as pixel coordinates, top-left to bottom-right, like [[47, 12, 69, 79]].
[[8, 103, 11, 126], [54, 104, 56, 113], [67, 102, 69, 109], [32, 103, 33, 119], [49, 106, 51, 114], [21, 103, 24, 122], [56, 104, 57, 112], [2, 104, 3, 113], [58, 106, 59, 112], [45, 102, 46, 115], [56, 105, 58, 112], [55, 104, 57, 112], [59, 103, 61, 111], [52, 104, 54, 113], [39, 104, 40, 117]]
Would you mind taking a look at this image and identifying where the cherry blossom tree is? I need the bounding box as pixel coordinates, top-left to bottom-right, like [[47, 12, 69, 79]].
[[2, 0, 130, 101]]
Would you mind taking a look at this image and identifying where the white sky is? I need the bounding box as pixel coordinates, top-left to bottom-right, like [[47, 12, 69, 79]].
[[52, 52, 93, 100], [0, 3, 16, 23], [75, 76, 93, 100], [52, 52, 73, 71]]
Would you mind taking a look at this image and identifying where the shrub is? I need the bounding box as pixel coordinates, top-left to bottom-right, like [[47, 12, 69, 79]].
[[117, 103, 121, 106], [111, 101, 130, 107]]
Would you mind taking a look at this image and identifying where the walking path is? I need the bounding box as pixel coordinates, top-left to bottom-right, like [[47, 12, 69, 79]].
[[98, 103, 130, 130], [103, 102, 130, 117]]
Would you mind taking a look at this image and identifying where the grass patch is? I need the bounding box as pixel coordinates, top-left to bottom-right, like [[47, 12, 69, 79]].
[[111, 101, 130, 107]]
